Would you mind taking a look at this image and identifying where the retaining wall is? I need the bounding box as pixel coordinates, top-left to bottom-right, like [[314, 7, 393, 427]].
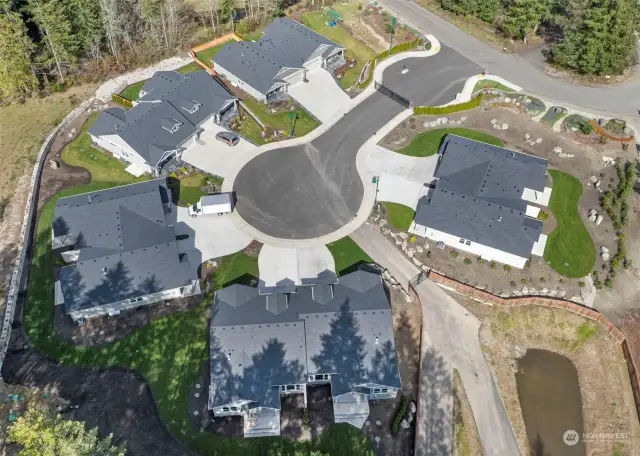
[[0, 98, 95, 371], [423, 271, 640, 420]]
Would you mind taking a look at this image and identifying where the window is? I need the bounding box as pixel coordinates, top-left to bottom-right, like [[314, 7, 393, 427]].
[[230, 406, 238, 411], [459, 238, 465, 244], [373, 388, 381, 394], [465, 240, 471, 246], [222, 407, 230, 412], [380, 388, 388, 393]]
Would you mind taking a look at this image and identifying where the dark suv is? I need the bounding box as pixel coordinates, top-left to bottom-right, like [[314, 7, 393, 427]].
[[215, 131, 240, 146]]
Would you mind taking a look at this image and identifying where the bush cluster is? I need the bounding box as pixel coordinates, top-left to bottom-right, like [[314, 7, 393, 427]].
[[391, 396, 409, 433], [111, 93, 133, 108], [413, 96, 483, 115]]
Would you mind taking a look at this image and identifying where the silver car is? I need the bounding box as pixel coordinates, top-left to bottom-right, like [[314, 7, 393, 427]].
[[216, 131, 240, 146]]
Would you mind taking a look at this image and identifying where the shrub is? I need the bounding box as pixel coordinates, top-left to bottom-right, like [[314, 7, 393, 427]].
[[578, 281, 585, 287], [489, 262, 496, 269], [391, 396, 409, 433], [450, 250, 459, 258], [302, 408, 310, 426], [358, 2, 363, 9], [426, 250, 431, 258], [537, 211, 549, 221], [594, 279, 604, 289], [510, 280, 516, 287], [464, 258, 472, 265], [477, 257, 485, 264], [111, 93, 133, 108], [624, 258, 633, 269], [520, 278, 527, 284], [622, 143, 629, 151], [579, 121, 594, 135], [409, 235, 416, 243], [599, 135, 608, 144], [604, 277, 614, 288], [503, 264, 511, 271], [539, 277, 546, 283]]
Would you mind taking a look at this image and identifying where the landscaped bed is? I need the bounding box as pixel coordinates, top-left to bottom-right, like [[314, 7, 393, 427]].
[[543, 170, 596, 278], [472, 79, 515, 93], [540, 106, 568, 125], [383, 202, 415, 231], [395, 127, 504, 157]]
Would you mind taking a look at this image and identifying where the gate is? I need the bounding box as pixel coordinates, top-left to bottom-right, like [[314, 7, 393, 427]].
[[409, 270, 428, 288], [374, 81, 412, 108]]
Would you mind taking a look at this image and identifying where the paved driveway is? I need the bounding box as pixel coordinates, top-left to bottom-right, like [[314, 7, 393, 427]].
[[258, 244, 336, 288], [233, 48, 481, 240], [181, 124, 256, 178], [171, 206, 253, 273], [350, 224, 521, 456], [288, 69, 351, 122]]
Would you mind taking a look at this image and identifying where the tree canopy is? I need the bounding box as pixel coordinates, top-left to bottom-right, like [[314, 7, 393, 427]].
[[8, 407, 126, 456]]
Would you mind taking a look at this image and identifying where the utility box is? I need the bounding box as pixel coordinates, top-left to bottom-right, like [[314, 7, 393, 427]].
[[188, 193, 233, 217]]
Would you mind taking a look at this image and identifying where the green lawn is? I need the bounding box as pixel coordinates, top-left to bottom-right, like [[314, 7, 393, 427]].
[[472, 79, 515, 93], [301, 11, 376, 89], [383, 202, 415, 231], [176, 62, 203, 74], [398, 128, 504, 157], [196, 43, 227, 68], [327, 237, 373, 275], [25, 187, 375, 455], [119, 80, 146, 101], [236, 112, 266, 145], [543, 170, 596, 278], [61, 113, 149, 185], [243, 29, 264, 41], [168, 173, 223, 205], [243, 98, 320, 138]]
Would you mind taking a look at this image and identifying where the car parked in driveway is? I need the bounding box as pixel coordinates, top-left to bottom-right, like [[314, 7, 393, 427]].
[[216, 131, 240, 146]]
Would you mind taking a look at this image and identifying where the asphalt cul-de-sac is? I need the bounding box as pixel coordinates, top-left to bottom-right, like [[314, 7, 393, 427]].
[[233, 46, 482, 240]]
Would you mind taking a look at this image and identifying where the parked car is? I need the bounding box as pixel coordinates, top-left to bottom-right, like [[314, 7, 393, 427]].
[[216, 131, 239, 146]]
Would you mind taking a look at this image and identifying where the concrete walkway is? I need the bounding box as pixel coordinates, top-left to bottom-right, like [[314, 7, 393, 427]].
[[350, 223, 521, 456]]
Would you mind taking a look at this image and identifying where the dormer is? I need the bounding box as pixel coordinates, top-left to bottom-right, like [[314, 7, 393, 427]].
[[178, 98, 201, 115], [161, 117, 182, 134]]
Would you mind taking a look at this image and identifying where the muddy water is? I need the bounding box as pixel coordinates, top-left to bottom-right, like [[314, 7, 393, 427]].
[[516, 349, 586, 456]]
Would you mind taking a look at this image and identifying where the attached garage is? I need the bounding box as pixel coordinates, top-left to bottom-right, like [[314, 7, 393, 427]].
[[282, 69, 306, 86], [304, 57, 323, 71]]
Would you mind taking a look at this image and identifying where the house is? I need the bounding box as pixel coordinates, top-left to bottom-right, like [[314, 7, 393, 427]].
[[213, 18, 345, 102], [208, 270, 401, 437], [89, 71, 238, 176], [52, 179, 201, 322], [409, 135, 552, 269]]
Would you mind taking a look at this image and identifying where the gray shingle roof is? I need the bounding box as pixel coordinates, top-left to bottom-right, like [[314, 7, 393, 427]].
[[89, 71, 236, 166], [213, 18, 343, 96], [55, 179, 195, 313], [208, 271, 401, 409], [414, 135, 547, 258]]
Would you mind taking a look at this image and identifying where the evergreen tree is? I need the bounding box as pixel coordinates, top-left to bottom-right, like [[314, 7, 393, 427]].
[[551, 0, 635, 74], [0, 8, 39, 97], [440, 0, 500, 22], [501, 0, 550, 41]]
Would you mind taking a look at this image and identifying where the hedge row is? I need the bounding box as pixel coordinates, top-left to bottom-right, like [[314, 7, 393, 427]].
[[358, 38, 422, 89], [112, 93, 133, 108], [391, 395, 409, 433], [413, 95, 483, 115]]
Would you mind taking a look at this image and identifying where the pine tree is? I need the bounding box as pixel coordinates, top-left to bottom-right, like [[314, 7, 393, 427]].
[[501, 0, 550, 41], [0, 8, 39, 97], [551, 0, 635, 74]]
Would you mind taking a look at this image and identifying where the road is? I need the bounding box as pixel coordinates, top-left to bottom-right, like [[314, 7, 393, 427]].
[[351, 223, 521, 456], [379, 0, 640, 119], [233, 47, 480, 240]]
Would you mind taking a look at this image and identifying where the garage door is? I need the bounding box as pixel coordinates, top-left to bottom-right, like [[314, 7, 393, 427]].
[[283, 69, 305, 86], [305, 57, 323, 71]]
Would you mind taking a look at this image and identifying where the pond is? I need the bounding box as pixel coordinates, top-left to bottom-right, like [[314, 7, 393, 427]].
[[516, 349, 586, 456]]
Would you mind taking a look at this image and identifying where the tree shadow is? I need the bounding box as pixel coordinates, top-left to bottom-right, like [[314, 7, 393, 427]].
[[530, 433, 552, 456], [225, 273, 259, 288], [418, 346, 453, 456]]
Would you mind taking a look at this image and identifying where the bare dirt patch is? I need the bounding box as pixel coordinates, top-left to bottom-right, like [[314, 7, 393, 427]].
[[343, 14, 388, 53], [452, 369, 484, 456], [450, 293, 639, 456], [360, 7, 419, 47]]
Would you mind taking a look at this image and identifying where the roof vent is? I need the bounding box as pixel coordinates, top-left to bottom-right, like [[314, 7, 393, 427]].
[[498, 216, 502, 222], [375, 336, 379, 345]]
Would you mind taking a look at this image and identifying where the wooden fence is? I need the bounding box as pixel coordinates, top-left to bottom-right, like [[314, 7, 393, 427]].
[[420, 271, 640, 420], [190, 33, 243, 76]]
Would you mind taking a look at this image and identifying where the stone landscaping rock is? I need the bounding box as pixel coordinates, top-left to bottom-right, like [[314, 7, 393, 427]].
[[421, 265, 429, 272], [410, 402, 416, 413], [500, 292, 510, 298], [588, 214, 597, 222], [602, 252, 610, 261], [416, 246, 424, 253], [460, 116, 467, 122], [456, 120, 462, 125], [524, 133, 531, 140], [378, 218, 387, 226], [501, 123, 508, 130], [407, 413, 414, 423], [400, 419, 410, 429], [490, 118, 498, 124], [512, 290, 522, 296], [521, 286, 529, 295], [412, 258, 422, 267], [505, 97, 511, 103], [595, 214, 603, 225], [493, 124, 500, 129], [554, 146, 563, 153], [535, 138, 542, 144], [395, 238, 403, 245], [590, 176, 598, 184], [398, 232, 409, 239], [383, 270, 391, 280], [401, 241, 408, 251], [601, 246, 610, 254], [595, 180, 601, 189], [540, 288, 549, 294], [557, 288, 567, 298], [382, 228, 390, 235]]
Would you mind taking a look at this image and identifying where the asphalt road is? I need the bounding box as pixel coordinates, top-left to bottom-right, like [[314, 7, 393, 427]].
[[351, 224, 521, 456], [233, 47, 481, 240], [379, 0, 640, 119]]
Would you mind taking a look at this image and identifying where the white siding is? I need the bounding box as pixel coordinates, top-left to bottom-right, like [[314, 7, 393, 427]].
[[408, 223, 529, 268], [304, 57, 323, 71], [90, 134, 154, 174], [67, 280, 201, 321], [282, 69, 305, 85], [212, 400, 252, 416], [215, 62, 266, 101]]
